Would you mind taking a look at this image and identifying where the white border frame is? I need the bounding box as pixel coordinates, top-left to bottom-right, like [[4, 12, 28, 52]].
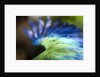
[[5, 5, 95, 73]]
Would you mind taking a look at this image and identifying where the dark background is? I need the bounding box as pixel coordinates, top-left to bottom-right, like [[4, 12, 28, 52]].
[[16, 16, 46, 60]]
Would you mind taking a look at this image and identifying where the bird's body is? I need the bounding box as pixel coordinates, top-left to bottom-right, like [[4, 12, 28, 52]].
[[23, 16, 83, 60]]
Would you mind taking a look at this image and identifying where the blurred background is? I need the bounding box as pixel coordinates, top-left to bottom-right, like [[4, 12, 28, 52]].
[[16, 16, 83, 60]]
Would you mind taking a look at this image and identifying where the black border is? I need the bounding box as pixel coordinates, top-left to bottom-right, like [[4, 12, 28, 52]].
[[1, 0, 99, 76]]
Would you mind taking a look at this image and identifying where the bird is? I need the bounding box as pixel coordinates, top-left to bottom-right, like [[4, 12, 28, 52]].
[[22, 16, 83, 60]]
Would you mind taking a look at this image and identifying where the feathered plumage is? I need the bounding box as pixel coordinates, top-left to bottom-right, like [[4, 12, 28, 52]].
[[22, 16, 83, 60]]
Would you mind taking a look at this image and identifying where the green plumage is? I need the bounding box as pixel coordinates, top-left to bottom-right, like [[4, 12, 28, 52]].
[[33, 37, 83, 60]]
